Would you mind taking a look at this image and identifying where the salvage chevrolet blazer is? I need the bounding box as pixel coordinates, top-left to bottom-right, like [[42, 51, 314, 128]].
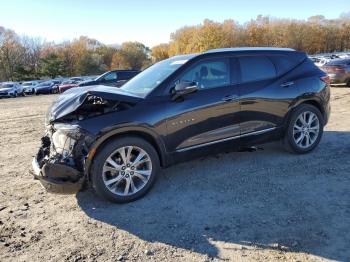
[[32, 47, 331, 203]]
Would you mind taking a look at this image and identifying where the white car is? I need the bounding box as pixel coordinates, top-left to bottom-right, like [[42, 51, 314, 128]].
[[0, 82, 24, 97], [22, 81, 40, 94], [315, 58, 330, 67]]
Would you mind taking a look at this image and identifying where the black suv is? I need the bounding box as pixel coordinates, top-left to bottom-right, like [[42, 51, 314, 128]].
[[32, 48, 331, 203], [78, 70, 140, 88]]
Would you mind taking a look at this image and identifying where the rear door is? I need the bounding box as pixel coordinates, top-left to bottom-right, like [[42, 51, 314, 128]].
[[237, 54, 297, 135]]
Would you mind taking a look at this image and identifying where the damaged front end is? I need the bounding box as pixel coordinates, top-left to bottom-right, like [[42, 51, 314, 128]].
[[32, 123, 95, 194], [32, 85, 141, 194]]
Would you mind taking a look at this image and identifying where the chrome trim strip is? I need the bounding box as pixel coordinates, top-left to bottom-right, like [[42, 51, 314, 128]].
[[176, 127, 276, 152]]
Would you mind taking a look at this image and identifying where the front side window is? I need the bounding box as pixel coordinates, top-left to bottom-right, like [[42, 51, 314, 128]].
[[177, 59, 230, 89], [238, 56, 276, 83], [103, 72, 118, 81]]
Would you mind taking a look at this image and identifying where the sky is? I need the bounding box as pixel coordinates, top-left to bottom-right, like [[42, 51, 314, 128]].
[[0, 0, 349, 47]]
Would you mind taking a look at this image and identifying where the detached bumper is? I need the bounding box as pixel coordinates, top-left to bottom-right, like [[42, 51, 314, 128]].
[[32, 154, 84, 194]]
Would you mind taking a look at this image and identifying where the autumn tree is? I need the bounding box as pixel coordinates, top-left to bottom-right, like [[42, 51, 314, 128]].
[[110, 51, 130, 69], [151, 43, 170, 62]]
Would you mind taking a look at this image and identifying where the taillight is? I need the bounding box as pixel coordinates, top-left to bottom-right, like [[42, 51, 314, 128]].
[[320, 75, 330, 85]]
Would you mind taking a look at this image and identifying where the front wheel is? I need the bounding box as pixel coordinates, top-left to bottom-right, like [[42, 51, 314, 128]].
[[284, 104, 324, 154], [91, 136, 160, 203]]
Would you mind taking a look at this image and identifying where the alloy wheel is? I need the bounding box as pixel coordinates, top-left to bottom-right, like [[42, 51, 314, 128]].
[[102, 146, 152, 196], [293, 111, 320, 149]]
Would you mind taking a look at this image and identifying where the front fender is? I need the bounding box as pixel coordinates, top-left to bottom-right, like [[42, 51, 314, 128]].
[[84, 124, 168, 179]]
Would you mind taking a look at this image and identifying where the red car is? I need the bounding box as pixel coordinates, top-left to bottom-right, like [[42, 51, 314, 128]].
[[59, 78, 83, 93]]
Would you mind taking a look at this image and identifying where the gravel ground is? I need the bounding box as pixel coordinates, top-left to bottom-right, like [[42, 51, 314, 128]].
[[0, 87, 349, 262]]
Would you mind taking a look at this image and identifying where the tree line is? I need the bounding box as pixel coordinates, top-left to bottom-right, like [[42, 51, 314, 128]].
[[152, 14, 350, 61], [1, 13, 350, 81], [0, 30, 151, 81]]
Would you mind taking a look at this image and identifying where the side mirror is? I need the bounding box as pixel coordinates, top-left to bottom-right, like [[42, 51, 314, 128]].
[[172, 81, 198, 101]]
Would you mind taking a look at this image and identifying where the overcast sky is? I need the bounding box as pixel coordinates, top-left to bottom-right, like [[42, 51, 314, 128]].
[[0, 0, 349, 47]]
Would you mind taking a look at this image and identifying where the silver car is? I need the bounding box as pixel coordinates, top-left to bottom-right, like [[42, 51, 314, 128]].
[[22, 81, 40, 94], [0, 82, 24, 97], [322, 58, 350, 86]]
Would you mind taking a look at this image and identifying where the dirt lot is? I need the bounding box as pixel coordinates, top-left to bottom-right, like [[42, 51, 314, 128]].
[[0, 88, 349, 262]]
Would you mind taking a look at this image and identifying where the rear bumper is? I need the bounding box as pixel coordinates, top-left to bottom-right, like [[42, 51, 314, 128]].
[[32, 137, 85, 194]]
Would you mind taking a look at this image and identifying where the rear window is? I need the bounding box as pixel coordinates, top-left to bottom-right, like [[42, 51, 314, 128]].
[[238, 56, 276, 83]]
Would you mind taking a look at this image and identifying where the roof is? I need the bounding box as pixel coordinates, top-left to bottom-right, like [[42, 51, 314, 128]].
[[204, 47, 295, 54]]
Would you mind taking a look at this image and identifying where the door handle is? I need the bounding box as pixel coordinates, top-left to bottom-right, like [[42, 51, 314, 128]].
[[280, 81, 294, 87], [222, 94, 238, 101]]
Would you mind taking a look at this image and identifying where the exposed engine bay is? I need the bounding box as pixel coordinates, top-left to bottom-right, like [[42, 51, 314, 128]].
[[33, 85, 143, 194]]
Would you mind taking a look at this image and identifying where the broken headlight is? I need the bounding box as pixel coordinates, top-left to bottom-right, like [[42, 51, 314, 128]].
[[51, 123, 81, 157]]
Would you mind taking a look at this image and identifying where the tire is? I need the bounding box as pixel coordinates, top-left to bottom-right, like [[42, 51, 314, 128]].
[[284, 104, 324, 154], [12, 92, 17, 98], [91, 136, 160, 203], [346, 79, 350, 88]]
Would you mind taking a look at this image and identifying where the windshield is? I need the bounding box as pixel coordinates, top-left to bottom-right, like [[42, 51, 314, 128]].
[[120, 55, 195, 97], [22, 82, 33, 86]]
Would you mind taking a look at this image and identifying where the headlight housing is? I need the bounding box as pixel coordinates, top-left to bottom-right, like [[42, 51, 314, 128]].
[[51, 124, 81, 157]]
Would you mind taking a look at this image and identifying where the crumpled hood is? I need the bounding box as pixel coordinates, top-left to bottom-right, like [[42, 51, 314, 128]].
[[47, 85, 142, 122]]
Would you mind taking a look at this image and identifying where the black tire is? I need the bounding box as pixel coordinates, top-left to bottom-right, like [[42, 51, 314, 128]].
[[346, 79, 350, 88], [12, 92, 17, 98], [91, 136, 160, 203], [283, 104, 324, 154]]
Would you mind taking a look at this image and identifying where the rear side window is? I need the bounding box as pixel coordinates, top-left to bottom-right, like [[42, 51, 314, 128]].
[[119, 72, 138, 80], [268, 55, 299, 75], [238, 56, 276, 83]]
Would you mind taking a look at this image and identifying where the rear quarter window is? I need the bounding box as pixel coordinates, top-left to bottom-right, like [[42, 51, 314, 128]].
[[268, 55, 298, 75], [238, 56, 276, 83]]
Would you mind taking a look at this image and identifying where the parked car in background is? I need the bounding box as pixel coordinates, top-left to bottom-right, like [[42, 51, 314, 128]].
[[0, 82, 24, 97], [315, 57, 330, 67], [22, 81, 40, 94], [59, 78, 83, 93], [78, 70, 140, 88], [32, 47, 331, 203], [35, 81, 60, 95], [322, 58, 350, 86]]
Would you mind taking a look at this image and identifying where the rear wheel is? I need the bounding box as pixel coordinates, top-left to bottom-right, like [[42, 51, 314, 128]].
[[346, 79, 350, 88], [284, 104, 324, 154], [91, 136, 160, 203]]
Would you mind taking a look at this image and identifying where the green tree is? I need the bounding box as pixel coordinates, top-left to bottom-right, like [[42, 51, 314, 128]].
[[40, 53, 65, 78], [77, 52, 102, 75]]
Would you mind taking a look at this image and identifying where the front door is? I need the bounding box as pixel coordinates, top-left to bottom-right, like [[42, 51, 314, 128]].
[[165, 57, 241, 152]]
